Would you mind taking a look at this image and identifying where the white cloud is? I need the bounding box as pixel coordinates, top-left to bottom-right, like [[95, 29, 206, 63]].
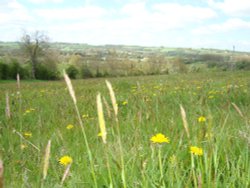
[[208, 0, 250, 17], [35, 6, 107, 20], [119, 2, 217, 32], [33, 2, 217, 37], [40, 3, 217, 45], [0, 0, 33, 25], [152, 3, 217, 22], [27, 0, 63, 4], [193, 18, 250, 34]]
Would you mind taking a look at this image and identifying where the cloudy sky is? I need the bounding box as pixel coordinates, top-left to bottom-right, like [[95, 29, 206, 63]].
[[1, 0, 250, 51]]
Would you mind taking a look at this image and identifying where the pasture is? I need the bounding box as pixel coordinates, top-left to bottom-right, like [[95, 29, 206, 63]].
[[0, 71, 249, 187]]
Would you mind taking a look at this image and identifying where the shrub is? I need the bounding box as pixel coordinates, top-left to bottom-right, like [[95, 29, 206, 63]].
[[81, 65, 93, 79], [236, 60, 250, 70], [66, 65, 79, 79], [9, 59, 29, 79], [0, 60, 10, 79], [35, 64, 59, 80]]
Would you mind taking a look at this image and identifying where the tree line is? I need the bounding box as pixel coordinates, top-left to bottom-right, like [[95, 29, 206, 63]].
[[1, 31, 250, 80]]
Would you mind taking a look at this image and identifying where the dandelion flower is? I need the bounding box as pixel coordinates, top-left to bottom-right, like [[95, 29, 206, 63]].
[[24, 132, 32, 138], [66, 124, 74, 130], [59, 156, 73, 166], [190, 146, 203, 156], [82, 114, 89, 118], [20, 144, 27, 150], [122, 101, 128, 105], [150, 133, 170, 144], [198, 116, 206, 123], [97, 132, 102, 137], [208, 95, 214, 99]]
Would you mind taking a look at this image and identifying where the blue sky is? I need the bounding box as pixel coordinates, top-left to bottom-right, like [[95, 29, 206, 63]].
[[1, 0, 250, 51]]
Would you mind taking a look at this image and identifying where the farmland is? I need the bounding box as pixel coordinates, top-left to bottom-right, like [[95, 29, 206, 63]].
[[0, 71, 249, 187]]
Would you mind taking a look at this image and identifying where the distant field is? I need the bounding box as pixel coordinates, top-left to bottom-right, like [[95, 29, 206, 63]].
[[0, 71, 249, 187]]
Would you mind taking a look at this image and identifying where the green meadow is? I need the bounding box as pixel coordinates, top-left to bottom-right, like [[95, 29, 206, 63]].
[[0, 71, 249, 187]]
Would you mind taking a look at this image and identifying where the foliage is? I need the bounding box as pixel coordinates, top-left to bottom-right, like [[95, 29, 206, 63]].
[[20, 31, 50, 79], [66, 65, 79, 79], [0, 60, 10, 79], [35, 63, 59, 80], [81, 64, 93, 78], [9, 59, 29, 79], [235, 59, 250, 70]]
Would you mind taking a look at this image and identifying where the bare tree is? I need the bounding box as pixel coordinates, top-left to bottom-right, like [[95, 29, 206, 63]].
[[20, 31, 49, 79]]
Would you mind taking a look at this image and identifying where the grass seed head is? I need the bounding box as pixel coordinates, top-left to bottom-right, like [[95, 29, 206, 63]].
[[63, 70, 77, 104], [43, 140, 51, 180], [105, 80, 118, 117], [97, 93, 107, 144], [180, 105, 190, 138]]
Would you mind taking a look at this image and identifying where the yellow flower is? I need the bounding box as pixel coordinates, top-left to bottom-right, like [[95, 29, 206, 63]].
[[190, 146, 203, 156], [122, 101, 128, 105], [198, 116, 206, 123], [82, 114, 89, 118], [150, 133, 170, 144], [20, 144, 27, 150], [24, 132, 32, 138], [97, 132, 102, 137], [208, 95, 214, 99], [25, 110, 31, 113], [66, 124, 74, 130], [59, 156, 73, 166]]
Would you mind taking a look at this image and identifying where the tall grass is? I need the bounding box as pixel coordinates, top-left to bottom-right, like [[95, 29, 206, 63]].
[[0, 71, 249, 187]]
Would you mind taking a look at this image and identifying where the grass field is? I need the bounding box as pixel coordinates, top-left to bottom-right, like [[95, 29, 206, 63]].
[[0, 71, 250, 187]]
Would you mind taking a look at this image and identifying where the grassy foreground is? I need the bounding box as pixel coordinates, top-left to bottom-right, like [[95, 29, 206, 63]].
[[0, 71, 250, 187]]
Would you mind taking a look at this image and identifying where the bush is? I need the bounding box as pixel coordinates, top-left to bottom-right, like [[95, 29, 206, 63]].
[[35, 64, 59, 80], [81, 65, 93, 79], [0, 61, 10, 79], [66, 65, 79, 79], [9, 59, 29, 79], [236, 60, 250, 70]]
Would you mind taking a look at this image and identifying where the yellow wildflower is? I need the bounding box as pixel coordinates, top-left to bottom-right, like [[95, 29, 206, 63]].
[[208, 95, 214, 99], [23, 110, 30, 115], [20, 144, 27, 150], [122, 101, 128, 105], [198, 116, 206, 123], [24, 132, 32, 138], [82, 114, 89, 118], [97, 132, 102, 137], [190, 146, 203, 156], [66, 124, 74, 130], [150, 133, 170, 144], [59, 156, 73, 166]]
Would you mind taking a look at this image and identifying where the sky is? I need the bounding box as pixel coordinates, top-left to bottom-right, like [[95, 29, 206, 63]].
[[1, 0, 250, 51]]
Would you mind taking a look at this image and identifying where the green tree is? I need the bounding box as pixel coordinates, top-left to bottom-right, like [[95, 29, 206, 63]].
[[20, 31, 49, 79], [81, 64, 93, 79], [66, 65, 79, 79], [0, 60, 10, 79]]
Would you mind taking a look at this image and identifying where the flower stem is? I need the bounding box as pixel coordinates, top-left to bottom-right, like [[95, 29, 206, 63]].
[[158, 147, 165, 187]]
